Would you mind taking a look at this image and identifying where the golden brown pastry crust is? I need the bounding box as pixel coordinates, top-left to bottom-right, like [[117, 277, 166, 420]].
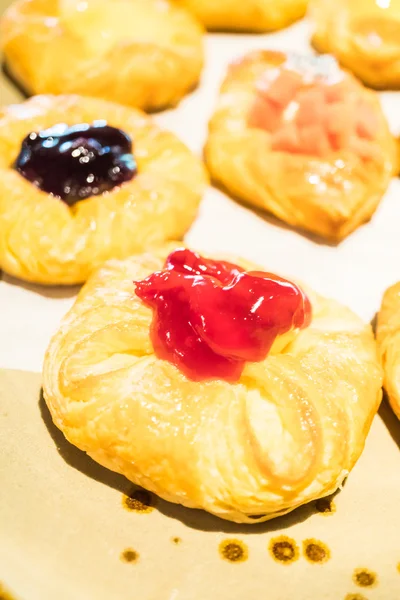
[[310, 0, 400, 90], [0, 0, 204, 112], [173, 0, 307, 31], [377, 282, 400, 419], [43, 245, 382, 523], [0, 95, 207, 285], [205, 50, 395, 242]]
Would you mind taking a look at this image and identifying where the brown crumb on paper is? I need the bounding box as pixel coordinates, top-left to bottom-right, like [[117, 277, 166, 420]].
[[122, 488, 155, 513], [344, 594, 368, 600], [219, 539, 248, 563], [269, 536, 299, 565], [303, 539, 331, 564], [171, 536, 182, 545], [397, 562, 400, 573], [121, 548, 139, 564], [315, 497, 336, 515], [352, 568, 378, 588]]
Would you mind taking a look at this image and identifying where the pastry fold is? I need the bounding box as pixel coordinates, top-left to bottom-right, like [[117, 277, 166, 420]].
[[0, 0, 204, 111], [43, 246, 383, 523], [173, 0, 307, 31], [310, 0, 400, 90], [205, 50, 395, 242], [0, 96, 207, 285], [377, 282, 400, 419]]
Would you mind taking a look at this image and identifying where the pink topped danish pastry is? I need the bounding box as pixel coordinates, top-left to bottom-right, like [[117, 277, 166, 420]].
[[206, 50, 395, 241]]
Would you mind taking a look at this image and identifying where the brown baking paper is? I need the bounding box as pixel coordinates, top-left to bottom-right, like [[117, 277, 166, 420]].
[[0, 368, 399, 600]]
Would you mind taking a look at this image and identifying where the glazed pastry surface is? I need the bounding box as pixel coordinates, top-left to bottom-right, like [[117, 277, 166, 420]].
[[377, 282, 400, 419], [43, 246, 383, 523], [0, 95, 207, 285], [173, 0, 307, 31], [205, 50, 395, 242], [310, 0, 400, 90], [0, 0, 204, 111]]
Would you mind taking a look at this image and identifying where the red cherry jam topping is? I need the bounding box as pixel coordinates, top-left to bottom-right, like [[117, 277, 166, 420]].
[[135, 249, 312, 383], [14, 122, 137, 206]]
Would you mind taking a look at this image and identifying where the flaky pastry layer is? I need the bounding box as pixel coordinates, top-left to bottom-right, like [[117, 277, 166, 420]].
[[377, 282, 400, 419], [43, 246, 382, 523], [173, 0, 307, 31], [0, 96, 207, 285], [205, 50, 395, 242], [310, 0, 400, 90], [0, 0, 204, 111]]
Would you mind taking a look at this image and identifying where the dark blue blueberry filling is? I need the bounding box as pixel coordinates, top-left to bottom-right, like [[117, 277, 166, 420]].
[[14, 121, 137, 206]]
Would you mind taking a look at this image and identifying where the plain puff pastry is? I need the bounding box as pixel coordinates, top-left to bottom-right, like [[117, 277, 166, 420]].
[[310, 0, 400, 90], [0, 0, 204, 112], [205, 50, 395, 242], [0, 95, 207, 285], [43, 246, 383, 524], [172, 0, 307, 32], [377, 282, 400, 419]]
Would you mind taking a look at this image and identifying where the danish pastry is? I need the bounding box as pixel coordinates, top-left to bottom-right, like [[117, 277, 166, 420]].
[[0, 95, 207, 285], [43, 245, 383, 523], [173, 0, 307, 32], [0, 0, 204, 112], [205, 50, 395, 242], [310, 0, 400, 90], [377, 282, 400, 419]]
